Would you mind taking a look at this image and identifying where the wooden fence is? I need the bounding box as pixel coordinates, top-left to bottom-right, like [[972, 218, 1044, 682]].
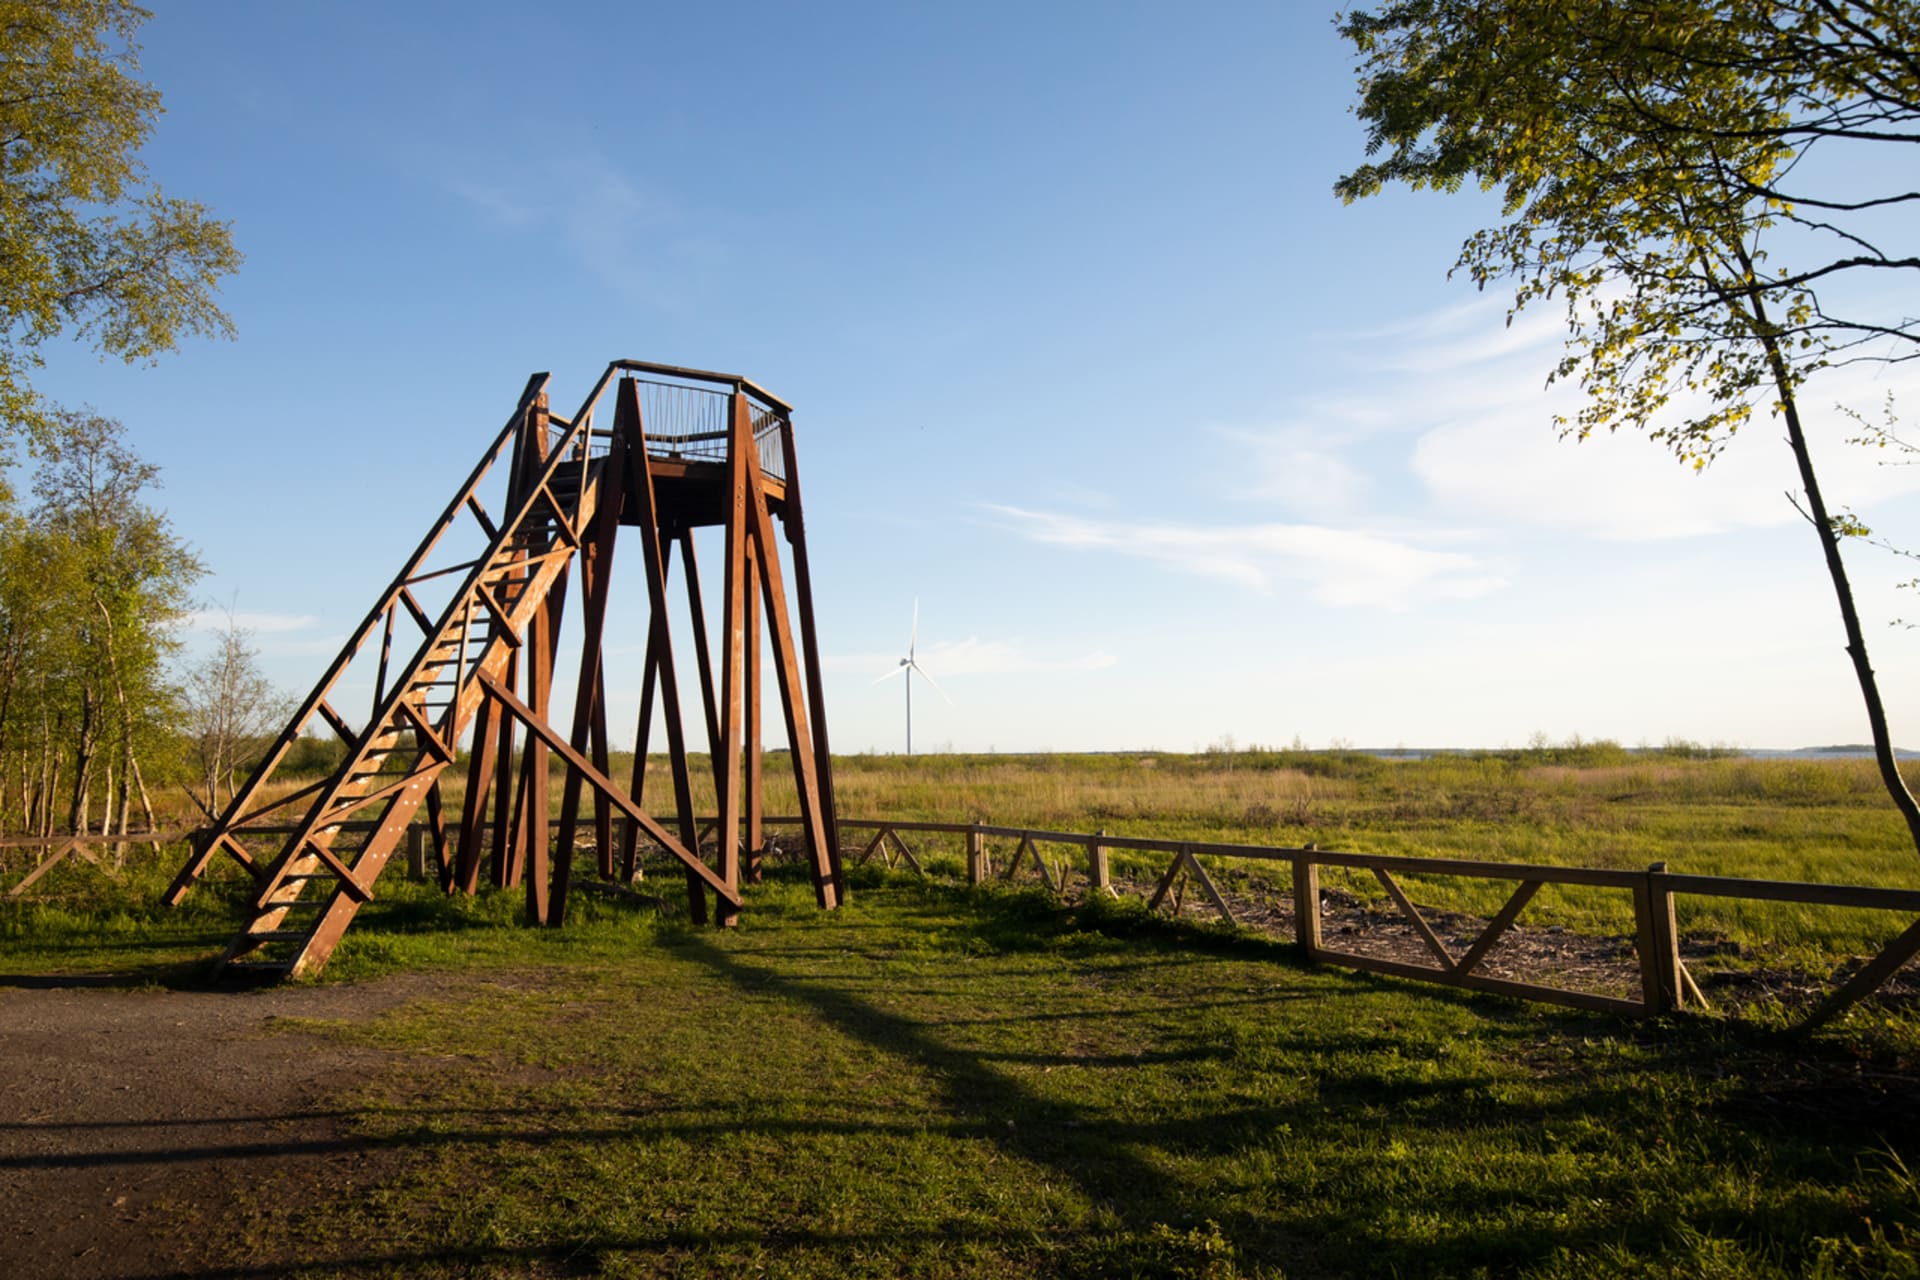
[[821, 817, 1920, 1034], [7, 816, 1918, 1032]]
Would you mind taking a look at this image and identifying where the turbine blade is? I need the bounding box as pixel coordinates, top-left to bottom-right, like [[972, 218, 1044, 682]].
[[910, 660, 955, 706], [909, 597, 919, 660], [872, 665, 907, 685]]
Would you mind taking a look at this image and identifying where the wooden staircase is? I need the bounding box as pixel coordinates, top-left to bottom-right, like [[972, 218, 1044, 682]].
[[168, 374, 604, 978], [168, 359, 844, 978]]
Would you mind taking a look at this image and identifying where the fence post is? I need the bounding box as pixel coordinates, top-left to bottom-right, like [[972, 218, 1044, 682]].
[[1292, 855, 1320, 957], [1090, 829, 1111, 895], [967, 823, 986, 885], [1634, 862, 1681, 1014], [406, 825, 426, 880]]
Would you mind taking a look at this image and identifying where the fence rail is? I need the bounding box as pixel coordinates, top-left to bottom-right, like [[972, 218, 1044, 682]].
[[7, 814, 1917, 1032], [809, 817, 1920, 1033]]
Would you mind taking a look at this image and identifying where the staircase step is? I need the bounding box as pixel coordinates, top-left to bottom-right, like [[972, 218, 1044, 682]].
[[196, 378, 600, 983]]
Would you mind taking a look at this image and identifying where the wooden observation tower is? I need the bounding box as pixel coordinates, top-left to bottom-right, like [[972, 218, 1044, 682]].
[[166, 360, 844, 977]]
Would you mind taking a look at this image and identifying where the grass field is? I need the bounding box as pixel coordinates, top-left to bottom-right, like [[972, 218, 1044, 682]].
[[8, 868, 1920, 1277], [4, 749, 1920, 1276], [614, 744, 1920, 964]]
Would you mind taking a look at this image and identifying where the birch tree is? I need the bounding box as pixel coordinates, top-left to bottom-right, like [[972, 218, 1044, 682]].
[[1338, 0, 1920, 858]]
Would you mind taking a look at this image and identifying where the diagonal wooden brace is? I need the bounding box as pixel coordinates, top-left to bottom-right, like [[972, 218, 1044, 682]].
[[1373, 867, 1455, 971], [296, 837, 374, 905], [1181, 849, 1235, 924], [476, 671, 741, 908], [1800, 915, 1920, 1034], [473, 581, 522, 647], [1454, 879, 1541, 977], [396, 701, 455, 763], [317, 699, 359, 744], [1147, 849, 1189, 913], [884, 828, 923, 873]]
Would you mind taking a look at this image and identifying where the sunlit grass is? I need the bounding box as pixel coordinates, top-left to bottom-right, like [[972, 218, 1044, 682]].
[[124, 872, 1920, 1278]]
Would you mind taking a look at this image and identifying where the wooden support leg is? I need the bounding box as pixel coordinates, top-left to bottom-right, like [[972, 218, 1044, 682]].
[[455, 694, 501, 894], [522, 565, 564, 925], [424, 781, 449, 890], [621, 624, 661, 882], [778, 415, 845, 899], [488, 647, 519, 888], [744, 537, 764, 885], [554, 435, 625, 925], [615, 380, 709, 925], [589, 664, 613, 880], [712, 396, 750, 929], [737, 397, 835, 910], [678, 528, 723, 787]]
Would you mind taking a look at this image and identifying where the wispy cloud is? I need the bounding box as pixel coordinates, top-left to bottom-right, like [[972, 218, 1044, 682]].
[[987, 505, 1505, 608], [445, 178, 540, 228], [443, 149, 685, 300], [1398, 320, 1920, 541], [260, 632, 350, 659], [1218, 424, 1371, 516], [183, 610, 317, 634]]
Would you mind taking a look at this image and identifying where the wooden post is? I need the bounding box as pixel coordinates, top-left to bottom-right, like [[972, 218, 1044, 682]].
[[967, 823, 985, 885], [1636, 862, 1682, 1014], [1090, 828, 1111, 895], [1292, 855, 1321, 956], [406, 825, 426, 880]]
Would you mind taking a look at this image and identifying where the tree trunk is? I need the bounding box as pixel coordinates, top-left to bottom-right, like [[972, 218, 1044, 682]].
[[112, 757, 130, 864], [92, 593, 139, 851], [67, 691, 98, 836], [1746, 289, 1920, 858], [131, 750, 157, 834]]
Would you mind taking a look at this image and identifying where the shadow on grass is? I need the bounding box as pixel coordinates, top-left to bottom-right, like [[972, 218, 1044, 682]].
[[0, 952, 226, 991], [665, 891, 1919, 1278], [12, 871, 1920, 1276]]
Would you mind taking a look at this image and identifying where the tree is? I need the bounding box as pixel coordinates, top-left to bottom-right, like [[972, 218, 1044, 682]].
[[1337, 0, 1920, 857], [0, 0, 240, 444], [32, 409, 200, 833], [179, 613, 286, 815]]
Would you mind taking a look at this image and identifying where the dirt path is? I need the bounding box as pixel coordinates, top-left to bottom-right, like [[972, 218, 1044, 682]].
[[0, 974, 438, 1279]]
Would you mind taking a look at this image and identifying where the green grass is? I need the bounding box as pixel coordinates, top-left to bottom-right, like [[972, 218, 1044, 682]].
[[5, 751, 1920, 1273], [131, 871, 1920, 1277], [9, 746, 1920, 981], [786, 749, 1920, 965]]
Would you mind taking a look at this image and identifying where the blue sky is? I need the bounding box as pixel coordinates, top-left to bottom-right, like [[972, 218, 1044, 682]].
[[33, 1, 1920, 753]]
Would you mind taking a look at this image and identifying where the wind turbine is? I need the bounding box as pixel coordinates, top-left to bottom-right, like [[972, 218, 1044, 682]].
[[874, 598, 951, 755]]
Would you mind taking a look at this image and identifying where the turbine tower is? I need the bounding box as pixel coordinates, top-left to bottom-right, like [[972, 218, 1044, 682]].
[[875, 599, 948, 754]]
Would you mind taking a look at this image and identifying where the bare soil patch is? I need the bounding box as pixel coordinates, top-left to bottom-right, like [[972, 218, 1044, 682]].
[[1088, 865, 1920, 1011], [0, 972, 454, 1279]]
